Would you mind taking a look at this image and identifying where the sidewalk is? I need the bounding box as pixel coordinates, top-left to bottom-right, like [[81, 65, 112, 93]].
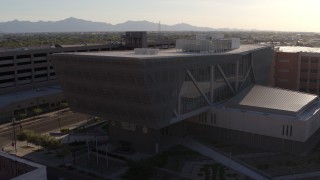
[[0, 108, 71, 131]]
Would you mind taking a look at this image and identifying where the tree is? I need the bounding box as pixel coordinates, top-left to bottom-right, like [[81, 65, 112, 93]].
[[33, 107, 43, 115], [17, 129, 34, 147]]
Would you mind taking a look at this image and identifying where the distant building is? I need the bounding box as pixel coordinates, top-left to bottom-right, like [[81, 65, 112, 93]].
[[0, 151, 47, 180], [176, 34, 240, 53], [274, 46, 320, 94], [122, 31, 147, 49], [0, 44, 121, 123]]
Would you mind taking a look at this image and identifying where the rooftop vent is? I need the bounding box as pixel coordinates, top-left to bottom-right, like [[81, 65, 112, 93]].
[[134, 48, 159, 55]]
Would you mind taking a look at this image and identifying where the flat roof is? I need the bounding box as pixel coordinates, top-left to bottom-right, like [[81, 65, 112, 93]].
[[226, 85, 318, 117], [277, 46, 320, 53], [0, 86, 62, 109], [59, 44, 269, 59]]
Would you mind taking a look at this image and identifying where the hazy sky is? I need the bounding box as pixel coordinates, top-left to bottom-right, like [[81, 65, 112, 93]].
[[1, 0, 320, 32]]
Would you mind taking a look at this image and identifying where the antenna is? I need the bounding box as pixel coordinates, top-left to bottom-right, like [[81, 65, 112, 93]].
[[158, 21, 162, 49]]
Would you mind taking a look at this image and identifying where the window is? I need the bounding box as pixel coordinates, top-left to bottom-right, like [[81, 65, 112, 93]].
[[300, 79, 308, 82], [210, 113, 217, 124], [278, 69, 289, 73], [278, 78, 288, 82], [279, 59, 289, 63]]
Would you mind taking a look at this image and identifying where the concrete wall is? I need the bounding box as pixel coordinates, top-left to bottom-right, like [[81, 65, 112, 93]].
[[205, 107, 308, 142]]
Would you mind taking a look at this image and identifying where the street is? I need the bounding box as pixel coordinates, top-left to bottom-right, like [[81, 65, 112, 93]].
[[0, 110, 91, 148]]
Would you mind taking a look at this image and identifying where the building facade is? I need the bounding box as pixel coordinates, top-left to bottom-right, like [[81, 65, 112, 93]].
[[50, 43, 320, 154], [0, 44, 121, 123], [274, 46, 320, 95]]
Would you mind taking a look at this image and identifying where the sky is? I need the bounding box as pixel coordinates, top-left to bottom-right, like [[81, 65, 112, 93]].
[[1, 0, 320, 32]]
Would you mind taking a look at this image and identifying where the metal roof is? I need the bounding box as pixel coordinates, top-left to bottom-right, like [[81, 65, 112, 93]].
[[277, 46, 320, 53], [226, 85, 318, 117]]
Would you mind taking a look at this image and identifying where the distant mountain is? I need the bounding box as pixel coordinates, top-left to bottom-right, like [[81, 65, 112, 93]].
[[0, 17, 244, 33]]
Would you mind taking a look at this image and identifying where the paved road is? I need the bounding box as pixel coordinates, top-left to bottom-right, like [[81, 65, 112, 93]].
[[0, 111, 91, 148]]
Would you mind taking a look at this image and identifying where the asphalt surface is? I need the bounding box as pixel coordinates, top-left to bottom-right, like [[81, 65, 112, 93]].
[[0, 111, 91, 148]]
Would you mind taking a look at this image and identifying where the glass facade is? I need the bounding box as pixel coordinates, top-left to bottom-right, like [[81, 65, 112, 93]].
[[176, 54, 253, 115]]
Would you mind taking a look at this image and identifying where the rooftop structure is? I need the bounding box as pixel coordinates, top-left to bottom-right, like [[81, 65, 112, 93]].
[[176, 34, 240, 53], [276, 46, 320, 53]]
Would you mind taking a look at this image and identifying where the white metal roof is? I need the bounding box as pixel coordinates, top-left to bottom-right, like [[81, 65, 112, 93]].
[[277, 46, 320, 53], [227, 85, 318, 117]]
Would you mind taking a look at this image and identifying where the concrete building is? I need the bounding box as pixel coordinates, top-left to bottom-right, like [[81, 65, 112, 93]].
[[274, 46, 320, 94], [51, 41, 320, 154], [122, 31, 147, 49], [0, 152, 47, 180], [0, 44, 121, 123]]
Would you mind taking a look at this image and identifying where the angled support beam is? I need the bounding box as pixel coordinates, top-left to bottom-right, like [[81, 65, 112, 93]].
[[172, 108, 179, 117], [186, 70, 212, 105], [210, 65, 214, 103], [177, 91, 181, 115], [216, 65, 235, 94], [239, 66, 252, 90], [235, 62, 239, 92]]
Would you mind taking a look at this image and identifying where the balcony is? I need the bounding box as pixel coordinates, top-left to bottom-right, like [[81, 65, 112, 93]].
[[0, 74, 15, 80], [0, 60, 14, 65], [0, 82, 15, 88], [17, 79, 32, 85], [17, 58, 31, 63], [33, 57, 47, 61], [34, 70, 48, 75], [17, 72, 32, 77], [34, 77, 48, 82]]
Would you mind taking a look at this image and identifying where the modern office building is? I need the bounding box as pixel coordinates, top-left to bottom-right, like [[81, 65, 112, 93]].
[[274, 46, 320, 94], [0, 44, 121, 123], [0, 151, 47, 180], [51, 41, 320, 154]]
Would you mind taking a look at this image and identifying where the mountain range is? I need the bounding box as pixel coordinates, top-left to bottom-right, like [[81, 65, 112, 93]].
[[0, 17, 244, 33]]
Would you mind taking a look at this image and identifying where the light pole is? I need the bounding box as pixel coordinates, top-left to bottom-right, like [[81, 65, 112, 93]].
[[57, 118, 61, 131], [12, 116, 17, 154]]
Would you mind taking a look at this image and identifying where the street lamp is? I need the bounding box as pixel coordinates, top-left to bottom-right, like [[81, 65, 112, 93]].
[[12, 116, 17, 154]]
